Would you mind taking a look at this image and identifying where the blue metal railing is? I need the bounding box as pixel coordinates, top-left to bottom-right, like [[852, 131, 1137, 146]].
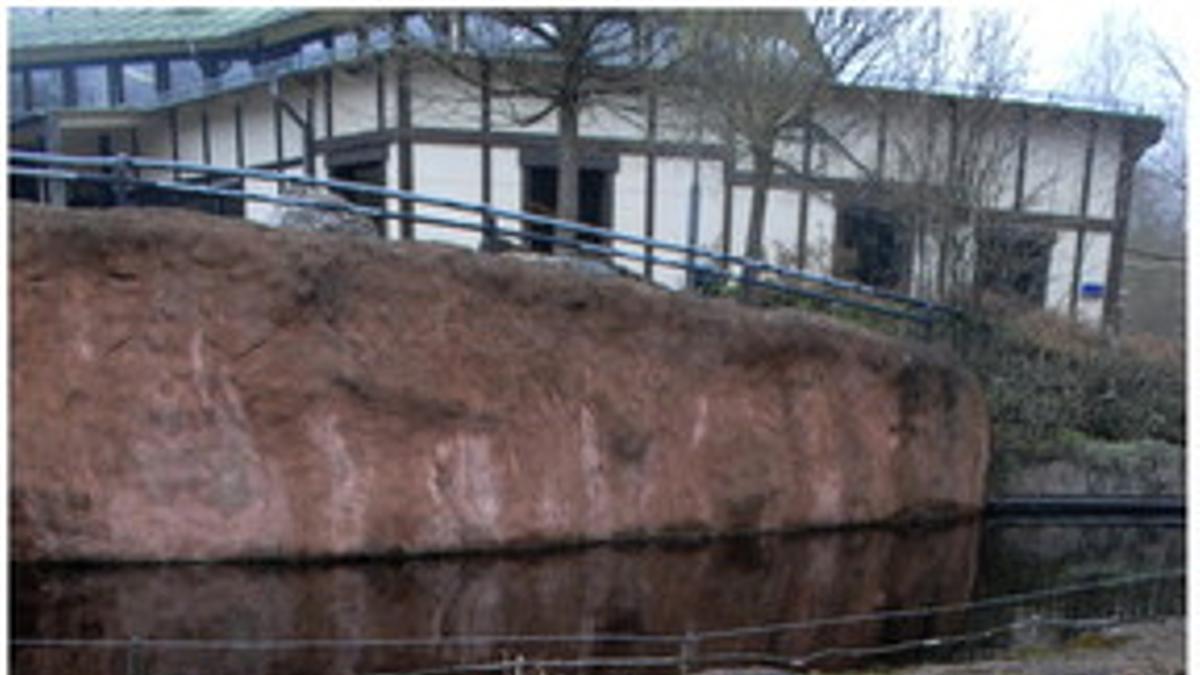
[[9, 150, 961, 334]]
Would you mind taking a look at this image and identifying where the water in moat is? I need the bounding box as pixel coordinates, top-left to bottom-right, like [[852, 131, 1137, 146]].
[[11, 517, 1183, 675]]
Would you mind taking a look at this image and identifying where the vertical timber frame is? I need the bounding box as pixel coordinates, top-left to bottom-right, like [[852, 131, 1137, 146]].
[[1102, 121, 1139, 336], [395, 51, 415, 240], [644, 88, 658, 279], [168, 107, 180, 180], [234, 100, 246, 168], [1013, 107, 1030, 211], [796, 123, 813, 269], [480, 59, 497, 248], [1069, 117, 1098, 320]]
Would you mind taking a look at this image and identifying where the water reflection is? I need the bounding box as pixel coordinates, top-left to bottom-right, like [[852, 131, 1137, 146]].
[[11, 519, 1183, 675]]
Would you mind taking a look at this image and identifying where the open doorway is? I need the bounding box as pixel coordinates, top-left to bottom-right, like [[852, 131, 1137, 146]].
[[522, 160, 613, 255], [326, 146, 388, 237], [835, 204, 909, 289]]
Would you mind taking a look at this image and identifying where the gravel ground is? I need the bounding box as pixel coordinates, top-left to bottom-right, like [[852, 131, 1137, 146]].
[[699, 617, 1185, 675]]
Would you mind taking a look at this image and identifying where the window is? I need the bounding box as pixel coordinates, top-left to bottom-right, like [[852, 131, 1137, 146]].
[[75, 64, 109, 108], [123, 63, 157, 106], [327, 145, 389, 238], [835, 204, 908, 289], [975, 226, 1053, 304], [522, 166, 613, 254], [29, 69, 64, 109], [9, 70, 27, 112]]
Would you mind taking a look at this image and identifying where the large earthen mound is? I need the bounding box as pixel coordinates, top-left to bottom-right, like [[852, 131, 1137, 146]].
[[10, 202, 989, 562]]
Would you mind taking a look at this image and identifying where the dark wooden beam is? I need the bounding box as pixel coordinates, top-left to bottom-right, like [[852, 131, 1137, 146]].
[[168, 108, 180, 179], [644, 90, 658, 279], [21, 69, 34, 112], [375, 57, 387, 132], [201, 107, 212, 165], [395, 54, 415, 240], [876, 105, 888, 178], [61, 65, 77, 107], [1069, 117, 1099, 320], [1102, 122, 1138, 335], [323, 69, 334, 138], [273, 97, 284, 165], [155, 59, 170, 94], [1013, 108, 1030, 211], [796, 124, 813, 269], [234, 101, 246, 168], [107, 62, 124, 106], [721, 145, 734, 264]]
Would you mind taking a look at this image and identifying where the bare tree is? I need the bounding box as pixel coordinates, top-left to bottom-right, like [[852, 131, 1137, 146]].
[[677, 9, 916, 270], [405, 11, 681, 225]]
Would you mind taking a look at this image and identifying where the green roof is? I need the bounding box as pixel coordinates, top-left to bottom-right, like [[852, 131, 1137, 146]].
[[8, 8, 319, 64]]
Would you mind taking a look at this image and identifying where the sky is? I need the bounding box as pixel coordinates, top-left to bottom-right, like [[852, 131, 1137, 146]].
[[1015, 1, 1189, 93]]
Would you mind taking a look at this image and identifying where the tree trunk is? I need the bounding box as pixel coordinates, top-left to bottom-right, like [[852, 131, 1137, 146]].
[[745, 146, 773, 262], [557, 103, 581, 224]]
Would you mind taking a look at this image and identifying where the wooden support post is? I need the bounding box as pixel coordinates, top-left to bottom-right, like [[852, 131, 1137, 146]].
[[1102, 122, 1138, 336], [1070, 118, 1098, 321], [395, 54, 415, 240], [644, 90, 658, 279], [107, 62, 125, 106]]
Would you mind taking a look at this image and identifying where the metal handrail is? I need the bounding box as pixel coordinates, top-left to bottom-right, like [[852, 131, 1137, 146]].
[[9, 150, 962, 332]]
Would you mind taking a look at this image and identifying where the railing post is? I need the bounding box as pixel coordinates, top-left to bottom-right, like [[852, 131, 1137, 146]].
[[678, 631, 697, 674], [125, 635, 140, 675], [113, 153, 132, 206]]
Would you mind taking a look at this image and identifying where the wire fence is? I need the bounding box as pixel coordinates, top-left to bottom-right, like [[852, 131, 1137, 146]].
[[11, 568, 1184, 674], [9, 150, 961, 338]]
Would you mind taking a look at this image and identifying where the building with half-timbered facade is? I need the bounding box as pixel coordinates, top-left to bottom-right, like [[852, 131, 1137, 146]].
[[8, 8, 1163, 330]]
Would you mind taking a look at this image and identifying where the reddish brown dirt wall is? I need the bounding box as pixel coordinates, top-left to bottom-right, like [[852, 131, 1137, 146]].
[[10, 203, 990, 562]]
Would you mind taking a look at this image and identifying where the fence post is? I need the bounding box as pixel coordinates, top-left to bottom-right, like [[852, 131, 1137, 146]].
[[125, 635, 140, 675], [678, 631, 696, 674], [113, 153, 132, 206]]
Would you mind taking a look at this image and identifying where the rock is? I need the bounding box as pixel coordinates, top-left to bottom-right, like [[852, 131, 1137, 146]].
[[276, 182, 379, 238], [10, 202, 990, 562]]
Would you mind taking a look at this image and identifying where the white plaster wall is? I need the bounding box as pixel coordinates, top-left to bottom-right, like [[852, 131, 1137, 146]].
[[909, 231, 942, 300], [205, 96, 238, 168], [1088, 118, 1121, 220], [804, 191, 837, 276], [411, 70, 481, 130], [240, 87, 278, 167], [412, 143, 482, 249], [1024, 112, 1086, 215], [1045, 229, 1079, 314], [384, 142, 402, 241], [277, 80, 307, 160], [812, 99, 876, 180], [579, 103, 644, 141], [490, 147, 522, 213], [612, 154, 648, 277], [886, 99, 950, 185], [728, 187, 753, 264], [490, 95, 557, 135], [175, 104, 204, 163], [1077, 231, 1111, 327], [763, 188, 801, 265], [329, 62, 384, 137]]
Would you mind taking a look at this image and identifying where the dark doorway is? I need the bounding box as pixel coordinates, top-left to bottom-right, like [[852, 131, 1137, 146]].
[[835, 205, 909, 289], [327, 146, 388, 238], [522, 166, 611, 254], [976, 226, 1054, 305]]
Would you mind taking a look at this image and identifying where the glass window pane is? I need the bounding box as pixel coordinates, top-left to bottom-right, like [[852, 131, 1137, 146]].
[[30, 69, 63, 109], [10, 70, 27, 112], [123, 62, 157, 106], [76, 64, 108, 108], [169, 59, 203, 95]]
